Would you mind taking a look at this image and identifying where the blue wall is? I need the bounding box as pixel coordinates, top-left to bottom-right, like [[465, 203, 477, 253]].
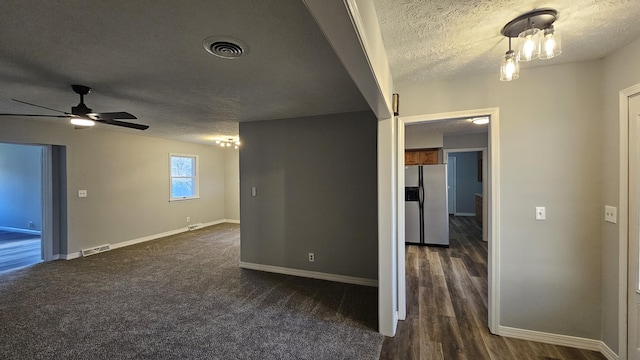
[[0, 143, 42, 232], [449, 151, 482, 214]]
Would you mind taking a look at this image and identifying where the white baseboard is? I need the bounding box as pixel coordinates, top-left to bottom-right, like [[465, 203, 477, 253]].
[[60, 253, 80, 260], [599, 342, 619, 360], [454, 212, 476, 217], [224, 219, 240, 224], [498, 326, 618, 359], [62, 219, 233, 260], [239, 261, 378, 287], [0, 226, 41, 235]]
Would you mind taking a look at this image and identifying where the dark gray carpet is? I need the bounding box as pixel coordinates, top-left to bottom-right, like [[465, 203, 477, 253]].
[[0, 223, 383, 359]]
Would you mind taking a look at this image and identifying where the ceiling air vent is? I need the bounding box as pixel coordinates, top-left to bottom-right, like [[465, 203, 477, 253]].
[[203, 36, 249, 59]]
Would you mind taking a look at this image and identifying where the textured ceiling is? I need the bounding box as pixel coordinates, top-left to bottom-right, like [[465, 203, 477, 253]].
[[4, 1, 639, 144], [0, 0, 369, 144], [373, 0, 640, 86], [407, 117, 489, 137]]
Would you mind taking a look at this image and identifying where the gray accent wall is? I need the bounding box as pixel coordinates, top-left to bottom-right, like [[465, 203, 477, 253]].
[[448, 152, 482, 214], [239, 111, 378, 280], [0, 117, 227, 255], [398, 60, 603, 340], [0, 142, 42, 231]]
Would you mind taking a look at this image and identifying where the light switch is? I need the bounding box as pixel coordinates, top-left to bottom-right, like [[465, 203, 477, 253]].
[[535, 206, 546, 220], [78, 190, 87, 198], [251, 187, 257, 197], [605, 205, 617, 224]]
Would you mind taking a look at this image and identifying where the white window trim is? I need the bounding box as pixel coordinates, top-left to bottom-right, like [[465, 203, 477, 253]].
[[169, 153, 200, 202]]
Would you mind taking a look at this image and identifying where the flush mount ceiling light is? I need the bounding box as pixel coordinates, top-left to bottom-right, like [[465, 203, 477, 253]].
[[500, 8, 561, 81], [215, 138, 241, 149], [203, 36, 249, 59], [472, 117, 490, 125]]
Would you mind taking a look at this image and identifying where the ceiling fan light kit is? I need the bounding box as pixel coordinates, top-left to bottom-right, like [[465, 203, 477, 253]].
[[500, 8, 561, 81], [0, 85, 149, 130], [70, 118, 95, 127]]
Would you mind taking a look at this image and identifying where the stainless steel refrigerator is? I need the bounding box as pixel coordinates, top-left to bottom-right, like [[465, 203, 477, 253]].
[[405, 165, 449, 246]]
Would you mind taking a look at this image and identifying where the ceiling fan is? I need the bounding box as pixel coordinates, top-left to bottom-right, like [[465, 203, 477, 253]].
[[0, 85, 149, 130]]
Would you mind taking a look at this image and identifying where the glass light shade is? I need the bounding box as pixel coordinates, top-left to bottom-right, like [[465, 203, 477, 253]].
[[517, 28, 540, 61], [70, 118, 95, 127], [500, 50, 519, 81], [539, 26, 561, 59]]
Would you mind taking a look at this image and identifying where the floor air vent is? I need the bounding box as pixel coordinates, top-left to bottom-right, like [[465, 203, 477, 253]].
[[81, 244, 111, 257], [188, 223, 203, 231]]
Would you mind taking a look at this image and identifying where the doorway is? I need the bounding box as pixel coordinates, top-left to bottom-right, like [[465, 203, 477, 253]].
[[0, 142, 44, 272], [445, 148, 489, 242], [398, 107, 500, 333]]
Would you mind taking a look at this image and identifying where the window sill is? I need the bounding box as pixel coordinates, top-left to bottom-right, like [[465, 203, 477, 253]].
[[169, 196, 200, 202]]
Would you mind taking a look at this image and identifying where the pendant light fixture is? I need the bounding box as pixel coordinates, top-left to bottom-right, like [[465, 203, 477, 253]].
[[500, 37, 519, 81], [500, 9, 561, 81], [518, 20, 540, 62], [540, 25, 562, 59]]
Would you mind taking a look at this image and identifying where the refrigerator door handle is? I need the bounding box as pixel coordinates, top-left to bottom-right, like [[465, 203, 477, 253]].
[[418, 184, 425, 207]]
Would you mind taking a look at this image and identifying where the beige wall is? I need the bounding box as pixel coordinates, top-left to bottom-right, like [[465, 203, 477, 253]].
[[0, 117, 227, 255], [398, 60, 604, 339], [443, 133, 488, 149], [601, 35, 640, 353], [404, 124, 443, 149]]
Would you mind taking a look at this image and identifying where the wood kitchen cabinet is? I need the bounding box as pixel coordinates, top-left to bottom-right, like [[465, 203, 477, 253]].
[[405, 148, 439, 165]]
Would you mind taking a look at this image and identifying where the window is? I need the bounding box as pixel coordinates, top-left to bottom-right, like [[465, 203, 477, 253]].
[[170, 154, 199, 201]]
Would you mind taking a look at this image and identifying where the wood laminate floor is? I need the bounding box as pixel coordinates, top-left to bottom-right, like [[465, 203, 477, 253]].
[[379, 216, 606, 360], [0, 230, 42, 273]]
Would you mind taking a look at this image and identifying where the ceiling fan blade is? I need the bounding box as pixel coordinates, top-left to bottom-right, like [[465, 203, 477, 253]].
[[96, 119, 149, 130], [12, 99, 69, 115], [0, 113, 69, 118], [91, 111, 137, 120]]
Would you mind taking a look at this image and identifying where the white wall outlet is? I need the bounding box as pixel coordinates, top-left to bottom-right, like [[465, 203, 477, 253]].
[[78, 190, 87, 198], [605, 205, 617, 224], [186, 217, 191, 223], [308, 252, 315, 262], [535, 206, 546, 220], [251, 187, 257, 197]]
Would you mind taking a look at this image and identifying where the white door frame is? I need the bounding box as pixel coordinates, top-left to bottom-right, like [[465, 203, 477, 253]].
[[397, 117, 406, 321], [399, 107, 500, 333], [621, 83, 640, 360]]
